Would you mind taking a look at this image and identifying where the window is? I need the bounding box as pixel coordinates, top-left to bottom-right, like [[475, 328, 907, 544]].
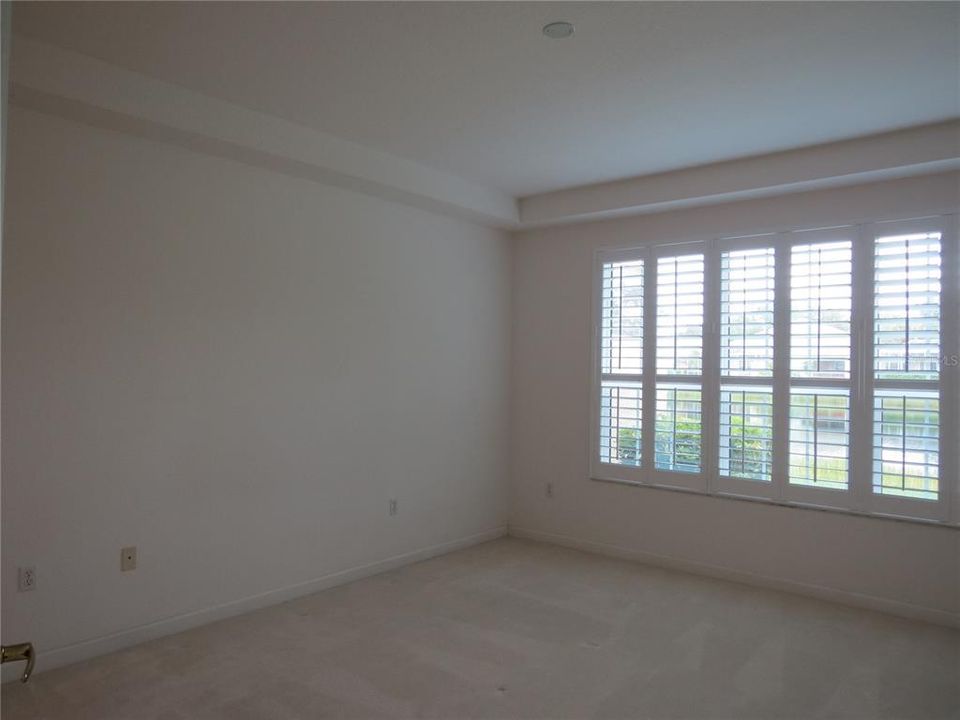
[[655, 254, 704, 474], [873, 391, 938, 500], [718, 248, 775, 485], [788, 238, 853, 492], [599, 259, 644, 467], [655, 384, 702, 472], [790, 241, 852, 379], [720, 248, 774, 377], [600, 383, 642, 466], [788, 389, 849, 491], [601, 260, 644, 375], [871, 230, 943, 503], [655, 255, 704, 376], [593, 216, 958, 524], [873, 233, 941, 380], [719, 386, 773, 482]]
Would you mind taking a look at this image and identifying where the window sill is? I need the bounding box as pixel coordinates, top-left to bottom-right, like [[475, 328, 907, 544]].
[[589, 474, 958, 529]]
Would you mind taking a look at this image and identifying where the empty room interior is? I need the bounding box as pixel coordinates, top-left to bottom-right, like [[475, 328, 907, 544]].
[[1, 2, 959, 718]]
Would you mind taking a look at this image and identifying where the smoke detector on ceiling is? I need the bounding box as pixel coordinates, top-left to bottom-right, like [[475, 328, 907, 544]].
[[542, 21, 574, 40]]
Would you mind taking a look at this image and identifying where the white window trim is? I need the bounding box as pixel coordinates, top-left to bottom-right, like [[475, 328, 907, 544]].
[[649, 241, 707, 490], [782, 226, 857, 512], [713, 235, 777, 501], [589, 214, 960, 526]]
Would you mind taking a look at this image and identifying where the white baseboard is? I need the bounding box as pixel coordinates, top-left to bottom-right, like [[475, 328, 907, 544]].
[[2, 526, 507, 683], [508, 526, 960, 630]]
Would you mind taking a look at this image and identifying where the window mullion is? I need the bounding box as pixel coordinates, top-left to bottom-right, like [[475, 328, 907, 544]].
[[772, 234, 791, 502], [941, 215, 960, 525], [849, 223, 873, 512], [600, 372, 644, 383], [641, 248, 657, 476], [702, 239, 721, 492]]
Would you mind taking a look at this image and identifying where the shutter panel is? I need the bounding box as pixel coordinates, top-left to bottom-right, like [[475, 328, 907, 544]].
[[873, 233, 941, 381], [656, 255, 704, 375], [790, 241, 852, 379], [720, 248, 775, 377], [599, 259, 644, 466]]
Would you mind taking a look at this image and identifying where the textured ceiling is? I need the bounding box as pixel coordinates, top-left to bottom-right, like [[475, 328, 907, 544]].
[[13, 2, 960, 196]]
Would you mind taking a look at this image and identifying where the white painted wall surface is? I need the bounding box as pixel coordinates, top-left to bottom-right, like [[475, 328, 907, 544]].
[[1, 108, 511, 668], [511, 172, 960, 623]]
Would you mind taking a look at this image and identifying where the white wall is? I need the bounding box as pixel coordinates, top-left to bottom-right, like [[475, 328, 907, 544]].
[[3, 98, 958, 683], [1, 107, 511, 670], [511, 172, 960, 625]]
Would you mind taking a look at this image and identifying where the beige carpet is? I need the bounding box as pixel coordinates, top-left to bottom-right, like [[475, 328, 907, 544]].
[[2, 537, 958, 719]]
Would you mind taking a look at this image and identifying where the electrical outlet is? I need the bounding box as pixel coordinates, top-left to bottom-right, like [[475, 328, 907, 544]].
[[389, 499, 398, 516], [18, 566, 36, 592], [546, 482, 554, 498], [121, 546, 137, 572]]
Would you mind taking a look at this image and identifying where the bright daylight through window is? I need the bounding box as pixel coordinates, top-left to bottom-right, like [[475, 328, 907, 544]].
[[594, 217, 958, 523]]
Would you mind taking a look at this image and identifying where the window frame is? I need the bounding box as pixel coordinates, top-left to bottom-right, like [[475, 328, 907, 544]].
[[713, 233, 781, 501], [862, 217, 956, 522], [649, 241, 708, 490], [589, 214, 959, 526], [783, 226, 858, 511]]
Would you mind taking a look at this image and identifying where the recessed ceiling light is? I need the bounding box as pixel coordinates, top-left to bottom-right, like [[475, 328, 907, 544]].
[[542, 21, 574, 40]]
